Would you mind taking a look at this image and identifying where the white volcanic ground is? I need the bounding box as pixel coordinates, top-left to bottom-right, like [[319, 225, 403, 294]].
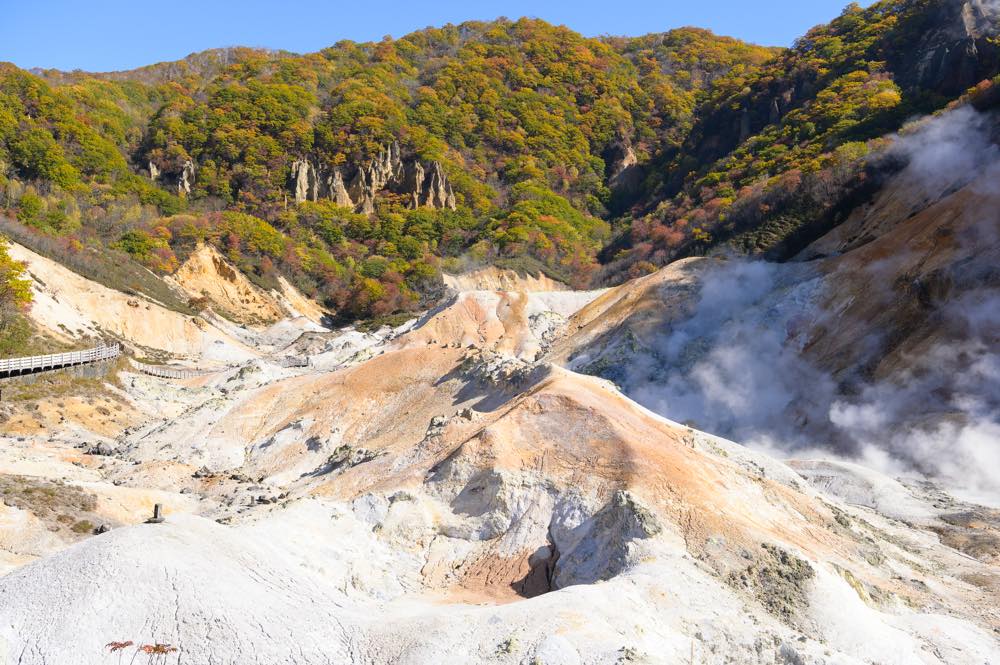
[[0, 245, 997, 664]]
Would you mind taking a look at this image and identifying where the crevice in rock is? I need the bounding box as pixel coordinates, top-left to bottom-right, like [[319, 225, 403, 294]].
[[511, 531, 560, 598]]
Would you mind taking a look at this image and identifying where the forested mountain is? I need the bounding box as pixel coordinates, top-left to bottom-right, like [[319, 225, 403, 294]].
[[1, 0, 998, 339], [607, 0, 1000, 277]]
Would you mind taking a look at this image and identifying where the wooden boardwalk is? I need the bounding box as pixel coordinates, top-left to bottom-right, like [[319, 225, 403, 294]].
[[129, 360, 218, 380], [0, 344, 121, 378], [2, 345, 310, 381]]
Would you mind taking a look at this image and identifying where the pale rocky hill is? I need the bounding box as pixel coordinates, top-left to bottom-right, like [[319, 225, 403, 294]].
[[168, 244, 328, 327], [0, 269, 997, 663], [443, 266, 571, 293], [167, 244, 286, 326]]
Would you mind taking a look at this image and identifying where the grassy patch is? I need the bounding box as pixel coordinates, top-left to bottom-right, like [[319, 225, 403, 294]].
[[0, 317, 87, 358], [494, 255, 570, 285], [70, 519, 95, 534], [0, 474, 107, 538], [727, 542, 815, 624]]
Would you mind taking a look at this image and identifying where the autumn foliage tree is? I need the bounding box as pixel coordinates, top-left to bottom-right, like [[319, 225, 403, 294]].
[[0, 235, 32, 354]]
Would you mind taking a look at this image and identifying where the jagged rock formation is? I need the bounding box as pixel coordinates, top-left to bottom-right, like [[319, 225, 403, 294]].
[[164, 159, 194, 196], [421, 160, 456, 210], [290, 142, 457, 213], [178, 159, 195, 196], [147, 159, 194, 196], [291, 159, 317, 204], [347, 141, 405, 214], [605, 136, 638, 191], [325, 169, 353, 208]]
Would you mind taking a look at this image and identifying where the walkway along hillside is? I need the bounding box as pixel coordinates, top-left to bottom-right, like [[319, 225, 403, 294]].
[[0, 344, 121, 379]]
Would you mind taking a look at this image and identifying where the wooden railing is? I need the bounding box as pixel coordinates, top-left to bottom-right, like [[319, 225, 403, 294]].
[[1, 346, 309, 380], [130, 360, 218, 380], [0, 344, 121, 378]]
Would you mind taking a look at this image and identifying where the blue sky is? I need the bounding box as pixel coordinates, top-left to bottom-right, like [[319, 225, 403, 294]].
[[2, 0, 873, 72]]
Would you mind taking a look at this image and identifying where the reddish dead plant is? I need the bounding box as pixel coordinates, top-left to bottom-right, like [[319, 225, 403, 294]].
[[105, 641, 133, 665], [140, 643, 178, 663], [106, 642, 134, 652]]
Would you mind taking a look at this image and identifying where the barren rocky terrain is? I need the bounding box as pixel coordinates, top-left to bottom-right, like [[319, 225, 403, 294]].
[[0, 185, 998, 663]]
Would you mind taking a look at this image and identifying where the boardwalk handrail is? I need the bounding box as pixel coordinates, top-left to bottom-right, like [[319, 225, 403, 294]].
[[0, 344, 121, 377], [129, 359, 217, 380]]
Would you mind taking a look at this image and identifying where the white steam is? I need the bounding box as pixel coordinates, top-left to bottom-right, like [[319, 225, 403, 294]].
[[889, 105, 999, 199], [605, 106, 1000, 503], [827, 288, 1000, 503], [623, 260, 834, 447]]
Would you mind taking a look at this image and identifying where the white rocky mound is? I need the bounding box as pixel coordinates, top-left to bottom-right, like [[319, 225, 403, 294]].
[[0, 258, 997, 665]]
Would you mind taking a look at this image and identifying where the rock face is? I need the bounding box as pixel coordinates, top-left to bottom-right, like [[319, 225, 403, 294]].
[[166, 243, 288, 326], [604, 135, 642, 211], [550, 490, 662, 589], [291, 159, 317, 204], [325, 169, 353, 208], [177, 159, 195, 196], [422, 161, 456, 210], [290, 142, 457, 213], [903, 0, 1000, 94], [147, 158, 196, 196], [343, 142, 404, 213]]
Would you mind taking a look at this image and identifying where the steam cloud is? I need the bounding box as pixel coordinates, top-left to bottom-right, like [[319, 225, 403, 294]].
[[607, 106, 1000, 504]]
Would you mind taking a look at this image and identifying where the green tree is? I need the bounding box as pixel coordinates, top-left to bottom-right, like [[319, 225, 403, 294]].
[[0, 236, 32, 355]]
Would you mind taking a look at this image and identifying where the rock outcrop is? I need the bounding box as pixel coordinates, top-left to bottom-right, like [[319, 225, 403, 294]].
[[166, 243, 288, 326], [421, 160, 456, 209], [604, 134, 642, 204], [147, 158, 196, 196], [178, 159, 195, 196], [324, 169, 353, 208], [290, 142, 457, 213], [343, 142, 404, 213], [291, 159, 318, 204], [905, 0, 1000, 94]]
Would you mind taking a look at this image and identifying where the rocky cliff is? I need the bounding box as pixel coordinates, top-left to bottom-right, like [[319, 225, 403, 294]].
[[290, 142, 457, 213]]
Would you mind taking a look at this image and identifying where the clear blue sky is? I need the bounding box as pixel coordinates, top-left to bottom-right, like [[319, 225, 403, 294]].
[[2, 0, 873, 72]]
